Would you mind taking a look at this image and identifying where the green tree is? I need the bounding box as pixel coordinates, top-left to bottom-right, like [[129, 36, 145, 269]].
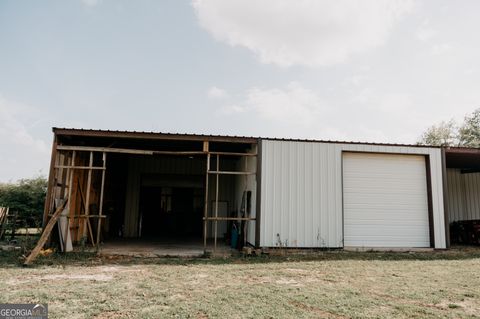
[[459, 108, 480, 147], [418, 120, 459, 146], [0, 176, 47, 226]]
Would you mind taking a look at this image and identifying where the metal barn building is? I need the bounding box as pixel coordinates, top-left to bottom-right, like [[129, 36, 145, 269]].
[[42, 128, 480, 254]]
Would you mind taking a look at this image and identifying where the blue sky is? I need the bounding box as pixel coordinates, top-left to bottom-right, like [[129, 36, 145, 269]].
[[1, 0, 480, 181]]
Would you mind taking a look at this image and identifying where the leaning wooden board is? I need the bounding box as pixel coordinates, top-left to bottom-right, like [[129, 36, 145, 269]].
[[24, 200, 68, 266]]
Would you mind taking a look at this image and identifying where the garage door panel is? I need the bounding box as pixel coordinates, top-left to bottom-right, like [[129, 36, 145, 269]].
[[346, 239, 430, 247], [343, 152, 430, 248], [345, 216, 428, 223]]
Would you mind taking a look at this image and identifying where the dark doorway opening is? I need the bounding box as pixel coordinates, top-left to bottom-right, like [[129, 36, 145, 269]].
[[139, 186, 203, 239]]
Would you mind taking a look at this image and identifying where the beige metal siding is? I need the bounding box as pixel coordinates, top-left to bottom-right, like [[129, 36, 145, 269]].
[[343, 153, 430, 247], [447, 168, 480, 222], [260, 140, 446, 249]]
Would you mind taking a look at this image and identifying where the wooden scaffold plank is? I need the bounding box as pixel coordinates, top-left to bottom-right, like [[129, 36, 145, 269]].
[[24, 200, 68, 266]]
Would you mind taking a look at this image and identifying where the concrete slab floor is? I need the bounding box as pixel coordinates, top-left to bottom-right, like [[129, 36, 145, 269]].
[[99, 238, 235, 258]]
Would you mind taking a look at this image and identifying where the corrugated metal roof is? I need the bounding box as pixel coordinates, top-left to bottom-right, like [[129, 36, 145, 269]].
[[51, 126, 458, 149]]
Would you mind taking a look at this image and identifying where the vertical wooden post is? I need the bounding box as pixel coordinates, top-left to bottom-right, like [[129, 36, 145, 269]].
[[214, 154, 220, 252], [47, 151, 61, 222], [62, 152, 74, 251], [59, 153, 69, 200], [203, 146, 210, 251], [66, 151, 75, 201], [96, 152, 107, 248], [244, 155, 248, 246], [83, 152, 93, 243], [68, 151, 76, 241], [44, 150, 61, 248], [43, 135, 58, 227]]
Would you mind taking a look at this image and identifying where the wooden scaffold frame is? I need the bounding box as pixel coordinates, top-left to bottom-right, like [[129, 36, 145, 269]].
[[46, 148, 108, 249], [202, 141, 257, 253], [28, 139, 257, 264]]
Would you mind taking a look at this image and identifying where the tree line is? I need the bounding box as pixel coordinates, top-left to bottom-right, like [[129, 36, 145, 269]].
[[418, 108, 480, 147], [0, 177, 47, 226]]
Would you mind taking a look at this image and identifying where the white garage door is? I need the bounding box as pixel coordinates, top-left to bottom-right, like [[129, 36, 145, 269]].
[[343, 152, 430, 248]]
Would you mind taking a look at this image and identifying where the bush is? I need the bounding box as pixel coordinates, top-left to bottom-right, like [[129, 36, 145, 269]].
[[0, 176, 47, 227]]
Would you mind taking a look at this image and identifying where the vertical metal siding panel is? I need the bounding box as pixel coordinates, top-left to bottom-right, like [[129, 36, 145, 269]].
[[472, 173, 480, 219], [305, 143, 314, 246], [293, 142, 300, 246], [305, 143, 311, 246], [297, 143, 303, 246], [260, 141, 269, 246], [272, 141, 278, 246], [466, 174, 472, 220], [471, 174, 477, 219], [297, 142, 304, 246], [319, 143, 328, 246], [456, 170, 463, 221], [293, 142, 299, 245], [464, 174, 470, 220], [430, 151, 439, 246], [464, 172, 470, 220], [450, 169, 457, 222], [426, 150, 437, 247], [456, 169, 464, 221], [278, 142, 284, 245], [432, 150, 446, 248], [277, 142, 284, 245], [469, 174, 474, 219], [263, 141, 270, 246], [461, 173, 468, 220], [326, 143, 336, 247], [272, 144, 287, 245], [312, 145, 319, 246], [468, 174, 474, 220], [454, 170, 459, 221], [472, 174, 480, 219], [473, 173, 480, 219], [431, 149, 443, 248], [469, 174, 475, 219], [461, 172, 480, 221], [471, 173, 480, 219], [335, 144, 343, 247], [269, 142, 274, 245], [447, 169, 457, 222], [286, 142, 292, 246]]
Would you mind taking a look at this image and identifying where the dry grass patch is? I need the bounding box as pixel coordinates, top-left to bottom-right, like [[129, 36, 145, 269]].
[[0, 250, 480, 318]]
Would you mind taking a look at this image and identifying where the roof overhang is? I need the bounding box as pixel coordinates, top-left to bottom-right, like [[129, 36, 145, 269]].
[[445, 147, 480, 171], [53, 127, 259, 144]]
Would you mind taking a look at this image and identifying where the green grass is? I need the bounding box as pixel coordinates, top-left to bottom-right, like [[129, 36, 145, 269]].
[[1, 248, 480, 318]]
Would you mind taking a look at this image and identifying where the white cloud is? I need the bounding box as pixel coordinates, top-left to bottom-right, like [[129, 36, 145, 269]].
[[416, 27, 437, 42], [0, 96, 49, 181], [207, 86, 228, 99], [219, 82, 327, 126], [416, 20, 437, 42], [193, 0, 414, 67], [431, 43, 452, 55], [81, 0, 101, 7], [215, 83, 433, 144]]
